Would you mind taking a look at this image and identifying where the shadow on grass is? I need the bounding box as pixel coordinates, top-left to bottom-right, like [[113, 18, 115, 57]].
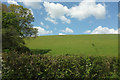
[[31, 49, 51, 55]]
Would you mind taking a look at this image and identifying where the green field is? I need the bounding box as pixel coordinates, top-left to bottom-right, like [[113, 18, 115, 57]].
[[25, 34, 118, 57]]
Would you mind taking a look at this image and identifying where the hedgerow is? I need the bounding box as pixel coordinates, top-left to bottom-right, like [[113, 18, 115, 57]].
[[2, 53, 120, 80]]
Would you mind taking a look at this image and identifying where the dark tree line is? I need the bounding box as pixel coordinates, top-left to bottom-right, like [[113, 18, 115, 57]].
[[2, 4, 38, 53]]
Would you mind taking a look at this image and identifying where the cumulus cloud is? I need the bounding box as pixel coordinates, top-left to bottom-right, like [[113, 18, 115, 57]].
[[33, 26, 52, 35], [43, 2, 70, 24], [84, 26, 118, 34], [58, 33, 65, 35], [61, 27, 74, 33], [44, 2, 68, 18], [68, 0, 106, 20], [23, 0, 42, 9], [45, 17, 58, 24], [7, 0, 19, 5], [60, 16, 71, 24], [43, 1, 106, 23], [84, 30, 91, 33]]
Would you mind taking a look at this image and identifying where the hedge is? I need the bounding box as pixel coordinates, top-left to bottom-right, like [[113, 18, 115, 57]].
[[2, 53, 120, 80]]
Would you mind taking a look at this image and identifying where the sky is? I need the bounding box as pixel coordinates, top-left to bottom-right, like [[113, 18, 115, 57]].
[[3, 0, 119, 36]]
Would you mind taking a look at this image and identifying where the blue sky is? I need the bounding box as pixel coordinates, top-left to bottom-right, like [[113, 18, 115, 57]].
[[4, 0, 119, 36]]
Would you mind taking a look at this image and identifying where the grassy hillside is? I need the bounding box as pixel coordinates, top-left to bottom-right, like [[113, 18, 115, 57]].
[[25, 34, 118, 56]]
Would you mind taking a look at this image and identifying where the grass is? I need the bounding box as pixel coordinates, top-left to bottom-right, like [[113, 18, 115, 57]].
[[25, 34, 118, 57]]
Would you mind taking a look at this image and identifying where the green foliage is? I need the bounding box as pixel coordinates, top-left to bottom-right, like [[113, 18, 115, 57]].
[[2, 53, 120, 79], [7, 4, 38, 38], [2, 4, 38, 52], [3, 49, 10, 53]]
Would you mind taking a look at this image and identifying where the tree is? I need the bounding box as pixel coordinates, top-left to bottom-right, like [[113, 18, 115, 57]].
[[2, 4, 38, 52], [8, 4, 38, 38]]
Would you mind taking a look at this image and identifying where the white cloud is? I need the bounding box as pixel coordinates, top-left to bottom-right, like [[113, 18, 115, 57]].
[[84, 26, 118, 34], [7, 0, 19, 5], [91, 26, 118, 34], [44, 2, 69, 18], [84, 30, 91, 33], [40, 22, 44, 26], [33, 26, 52, 35], [43, 1, 106, 23], [68, 0, 106, 20], [58, 33, 65, 35], [43, 2, 70, 24], [60, 16, 71, 24], [45, 17, 58, 24], [61, 27, 74, 33], [23, 0, 42, 9]]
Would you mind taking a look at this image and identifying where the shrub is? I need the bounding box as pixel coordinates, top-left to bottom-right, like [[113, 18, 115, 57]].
[[2, 53, 120, 80]]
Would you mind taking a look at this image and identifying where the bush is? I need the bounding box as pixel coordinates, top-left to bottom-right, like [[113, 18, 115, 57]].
[[2, 53, 120, 80], [16, 46, 31, 54]]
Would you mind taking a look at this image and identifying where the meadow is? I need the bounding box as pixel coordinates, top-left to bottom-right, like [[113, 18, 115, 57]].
[[25, 34, 118, 57]]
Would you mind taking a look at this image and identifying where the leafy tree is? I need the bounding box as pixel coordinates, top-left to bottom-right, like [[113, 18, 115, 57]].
[[2, 4, 38, 52]]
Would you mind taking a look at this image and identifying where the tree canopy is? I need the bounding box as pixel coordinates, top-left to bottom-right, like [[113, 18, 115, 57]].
[[2, 4, 38, 52]]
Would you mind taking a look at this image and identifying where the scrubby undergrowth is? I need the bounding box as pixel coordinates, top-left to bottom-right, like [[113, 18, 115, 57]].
[[2, 53, 120, 80]]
